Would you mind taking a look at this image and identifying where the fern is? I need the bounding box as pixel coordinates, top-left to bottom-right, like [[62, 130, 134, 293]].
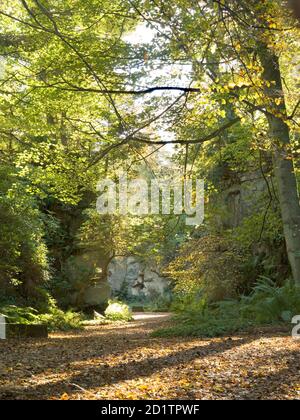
[[154, 278, 300, 338]]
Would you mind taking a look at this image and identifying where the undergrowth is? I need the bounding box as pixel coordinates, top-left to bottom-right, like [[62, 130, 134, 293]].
[[153, 278, 300, 338], [0, 301, 83, 331], [104, 300, 133, 322]]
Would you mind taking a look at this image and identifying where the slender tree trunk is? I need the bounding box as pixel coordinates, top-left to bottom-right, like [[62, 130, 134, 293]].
[[259, 45, 300, 284]]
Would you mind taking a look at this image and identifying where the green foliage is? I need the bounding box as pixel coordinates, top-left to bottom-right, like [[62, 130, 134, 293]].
[[104, 300, 133, 322], [238, 277, 300, 324], [166, 235, 251, 302], [0, 0, 298, 330], [37, 307, 83, 332], [0, 300, 83, 332], [154, 278, 300, 338], [0, 167, 49, 304], [142, 295, 173, 312], [53, 255, 97, 307], [170, 290, 207, 314], [0, 305, 39, 325], [234, 210, 284, 250]]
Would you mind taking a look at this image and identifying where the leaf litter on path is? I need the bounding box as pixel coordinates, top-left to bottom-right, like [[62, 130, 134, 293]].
[[0, 313, 299, 400]]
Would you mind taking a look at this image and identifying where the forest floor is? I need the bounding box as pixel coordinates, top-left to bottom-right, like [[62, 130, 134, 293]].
[[0, 313, 299, 400]]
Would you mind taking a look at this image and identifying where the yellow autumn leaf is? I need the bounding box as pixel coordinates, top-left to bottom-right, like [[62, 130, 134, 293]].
[[213, 385, 225, 393]]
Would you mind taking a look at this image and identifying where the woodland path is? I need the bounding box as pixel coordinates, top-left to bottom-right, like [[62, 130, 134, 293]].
[[0, 313, 299, 400]]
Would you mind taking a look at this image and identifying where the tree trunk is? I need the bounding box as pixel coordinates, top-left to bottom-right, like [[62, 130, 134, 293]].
[[259, 46, 300, 284]]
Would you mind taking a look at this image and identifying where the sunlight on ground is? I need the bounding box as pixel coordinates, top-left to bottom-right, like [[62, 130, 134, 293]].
[[0, 316, 299, 400], [132, 313, 171, 321]]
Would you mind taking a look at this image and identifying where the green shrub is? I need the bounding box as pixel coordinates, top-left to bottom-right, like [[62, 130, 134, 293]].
[[0, 166, 49, 305], [104, 300, 133, 322], [37, 307, 83, 331], [170, 290, 207, 314], [165, 235, 250, 302], [140, 295, 173, 312], [0, 305, 39, 324], [0, 302, 83, 332], [153, 278, 300, 338], [239, 277, 300, 323]]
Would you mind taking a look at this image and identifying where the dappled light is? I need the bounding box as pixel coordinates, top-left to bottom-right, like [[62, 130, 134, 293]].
[[0, 0, 300, 402], [0, 316, 299, 400]]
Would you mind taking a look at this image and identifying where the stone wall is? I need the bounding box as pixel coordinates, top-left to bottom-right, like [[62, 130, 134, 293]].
[[108, 256, 170, 300]]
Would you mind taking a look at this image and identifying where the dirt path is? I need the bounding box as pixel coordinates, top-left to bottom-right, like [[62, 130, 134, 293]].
[[0, 313, 299, 400]]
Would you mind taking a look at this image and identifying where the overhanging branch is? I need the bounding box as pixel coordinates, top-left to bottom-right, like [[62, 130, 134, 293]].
[[32, 81, 202, 96], [130, 118, 241, 145], [88, 117, 241, 168]]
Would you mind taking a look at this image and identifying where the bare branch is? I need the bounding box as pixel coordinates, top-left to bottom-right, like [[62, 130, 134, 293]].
[[88, 117, 241, 168], [29, 79, 202, 95], [130, 117, 241, 145], [88, 93, 187, 167]]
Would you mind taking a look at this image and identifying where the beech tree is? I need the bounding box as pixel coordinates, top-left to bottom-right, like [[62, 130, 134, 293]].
[[0, 0, 299, 290]]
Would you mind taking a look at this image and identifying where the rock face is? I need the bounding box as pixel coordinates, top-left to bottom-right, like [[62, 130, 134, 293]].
[[83, 281, 111, 307], [215, 171, 268, 229], [65, 251, 112, 309], [108, 257, 170, 300]]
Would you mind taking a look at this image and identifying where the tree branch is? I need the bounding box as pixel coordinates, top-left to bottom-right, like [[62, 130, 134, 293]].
[[87, 117, 241, 168], [288, 98, 300, 120], [30, 80, 202, 95], [131, 117, 241, 145], [88, 93, 187, 167]]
